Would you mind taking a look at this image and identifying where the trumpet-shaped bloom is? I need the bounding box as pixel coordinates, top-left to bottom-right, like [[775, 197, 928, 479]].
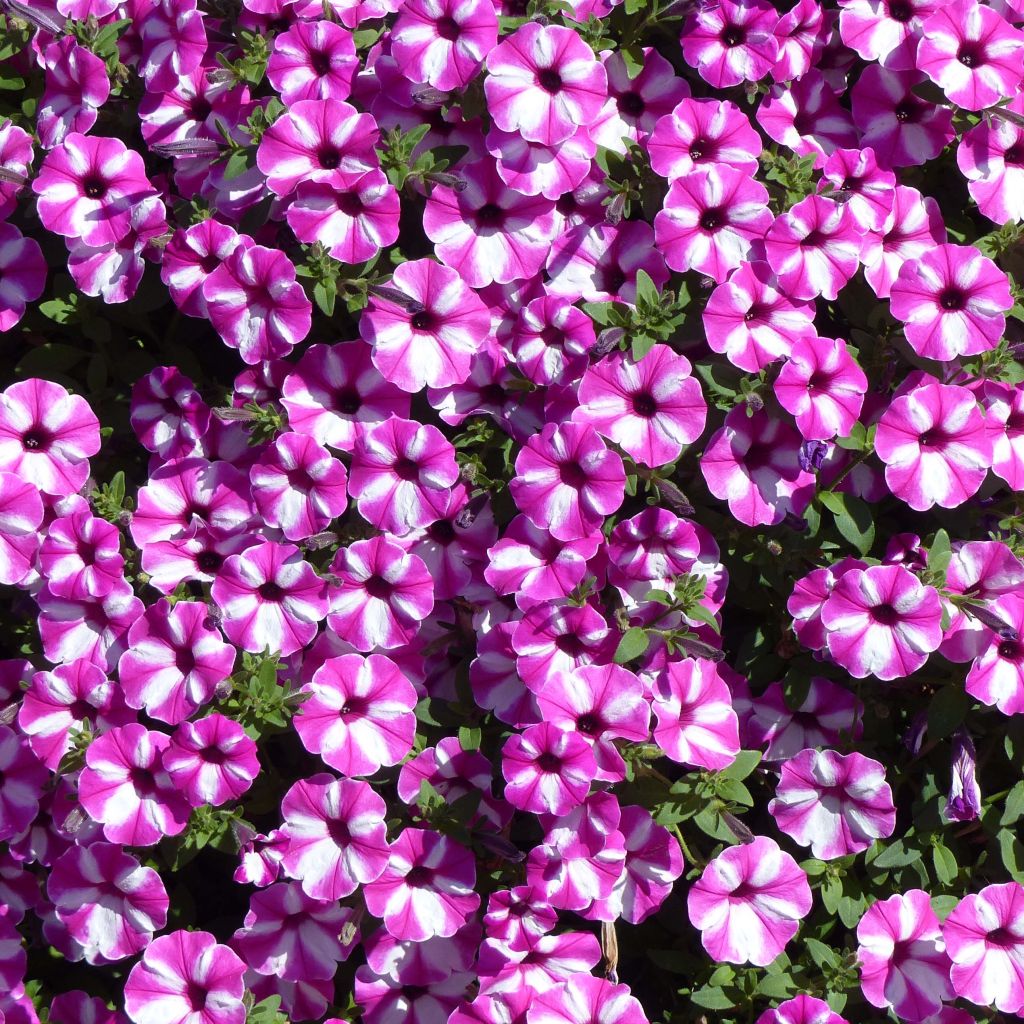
[[295, 653, 417, 776], [820, 563, 943, 680], [509, 422, 626, 542], [124, 930, 246, 1024], [769, 748, 896, 859], [484, 23, 607, 146], [687, 836, 812, 966], [874, 379, 992, 511]]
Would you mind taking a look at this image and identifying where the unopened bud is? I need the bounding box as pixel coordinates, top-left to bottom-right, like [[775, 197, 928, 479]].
[[654, 478, 695, 518], [722, 810, 755, 844], [605, 193, 626, 226], [455, 494, 488, 528], [305, 531, 338, 550], [1, 0, 65, 33], [369, 284, 422, 311], [591, 328, 625, 359], [214, 405, 258, 422], [151, 138, 224, 158], [0, 166, 28, 186], [967, 602, 1020, 642], [412, 86, 448, 106]]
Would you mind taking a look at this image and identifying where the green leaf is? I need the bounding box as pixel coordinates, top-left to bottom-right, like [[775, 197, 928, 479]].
[[620, 44, 644, 79], [755, 974, 796, 999], [458, 725, 481, 752], [223, 149, 250, 181], [631, 333, 658, 363], [820, 876, 842, 914], [689, 986, 736, 1010], [927, 685, 968, 741], [999, 828, 1024, 883], [686, 602, 721, 634], [1002, 781, 1024, 826], [872, 839, 922, 870], [313, 278, 337, 317], [634, 268, 659, 306], [720, 750, 761, 781], [932, 842, 958, 885], [838, 893, 867, 930], [929, 529, 952, 576], [614, 627, 649, 664], [818, 491, 874, 555], [931, 894, 959, 920], [804, 937, 838, 969], [716, 777, 754, 807]]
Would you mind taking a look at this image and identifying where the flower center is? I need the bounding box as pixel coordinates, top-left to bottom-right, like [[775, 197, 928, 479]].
[[130, 767, 159, 797], [476, 202, 503, 228], [258, 581, 285, 601], [537, 68, 563, 93], [871, 603, 900, 625], [196, 550, 223, 573], [411, 310, 435, 331], [558, 460, 588, 488], [327, 817, 352, 844], [1006, 145, 1024, 165], [82, 176, 107, 199], [189, 97, 213, 121], [318, 147, 342, 170], [21, 427, 51, 451], [339, 696, 366, 717], [987, 926, 1020, 948], [437, 15, 460, 40], [337, 191, 364, 216], [888, 0, 913, 21], [176, 648, 197, 675], [185, 981, 208, 1012], [957, 43, 982, 68], [536, 752, 562, 772], [428, 518, 456, 544], [939, 287, 965, 311], [335, 388, 362, 414], [618, 92, 645, 117], [69, 699, 94, 720], [689, 138, 710, 161], [894, 101, 918, 123], [632, 391, 658, 417], [999, 640, 1022, 659], [576, 712, 602, 735], [405, 865, 434, 887], [721, 25, 745, 46], [200, 744, 227, 765], [393, 456, 420, 481], [554, 633, 587, 656], [310, 50, 333, 76], [363, 574, 393, 599], [699, 207, 725, 231]]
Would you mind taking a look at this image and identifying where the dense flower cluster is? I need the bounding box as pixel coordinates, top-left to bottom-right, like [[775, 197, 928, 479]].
[[3, 0, 1024, 1021]]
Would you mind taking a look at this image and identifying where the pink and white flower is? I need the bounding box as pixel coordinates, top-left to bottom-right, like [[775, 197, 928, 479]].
[[279, 774, 390, 899], [267, 20, 359, 104], [889, 243, 1012, 362], [78, 724, 191, 847], [326, 536, 435, 651], [773, 336, 867, 441], [769, 748, 896, 859], [857, 889, 955, 1021], [874, 379, 992, 511], [819, 563, 943, 680], [32, 133, 156, 247], [652, 658, 740, 771], [509, 422, 626, 543], [700, 406, 816, 527], [202, 243, 312, 365], [687, 836, 812, 966], [0, 378, 100, 498], [38, 37, 110, 150], [211, 541, 328, 657], [0, 471, 42, 587], [528, 975, 649, 1024], [391, 0, 498, 91], [119, 600, 235, 725], [484, 23, 607, 146], [943, 881, 1024, 1014], [0, 724, 49, 843], [649, 97, 762, 180], [47, 843, 168, 964], [249, 432, 348, 542], [501, 722, 597, 815], [363, 828, 480, 941], [124, 930, 246, 1024], [0, 224, 46, 333], [295, 653, 417, 776], [917, 0, 1024, 110], [681, 0, 779, 88], [162, 713, 260, 807]]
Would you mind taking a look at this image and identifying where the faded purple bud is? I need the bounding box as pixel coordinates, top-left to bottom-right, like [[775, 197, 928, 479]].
[[0, 166, 27, 187], [966, 602, 1020, 642], [412, 86, 449, 106], [677, 635, 724, 662], [884, 532, 927, 570], [654, 478, 695, 517], [591, 327, 626, 359], [722, 810, 755, 844], [798, 440, 829, 473], [455, 494, 488, 529], [904, 711, 928, 755], [1, 0, 65, 33], [945, 728, 981, 823], [151, 139, 224, 158], [474, 830, 526, 862], [369, 285, 425, 312]]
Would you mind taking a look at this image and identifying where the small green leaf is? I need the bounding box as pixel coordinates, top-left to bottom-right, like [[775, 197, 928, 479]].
[[927, 685, 968, 741], [689, 986, 736, 1010], [458, 725, 481, 752], [720, 749, 761, 781], [929, 529, 952, 576], [634, 268, 659, 306], [223, 149, 250, 181], [932, 842, 958, 885], [630, 333, 658, 363], [614, 627, 650, 664], [804, 937, 838, 968], [1002, 781, 1024, 826]]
